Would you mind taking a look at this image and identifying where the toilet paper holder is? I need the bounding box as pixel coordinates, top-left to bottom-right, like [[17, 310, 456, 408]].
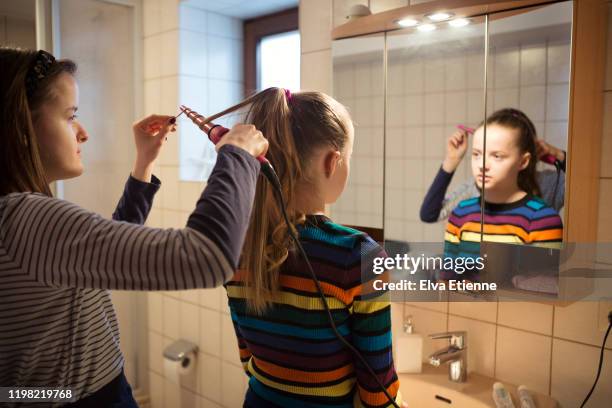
[[163, 339, 198, 367]]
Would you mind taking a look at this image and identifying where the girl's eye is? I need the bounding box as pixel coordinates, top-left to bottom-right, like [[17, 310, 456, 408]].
[[69, 114, 78, 121]]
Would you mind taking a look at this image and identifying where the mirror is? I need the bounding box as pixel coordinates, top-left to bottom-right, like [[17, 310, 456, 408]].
[[384, 14, 487, 293], [480, 1, 572, 297], [331, 1, 575, 299], [331, 33, 385, 235]]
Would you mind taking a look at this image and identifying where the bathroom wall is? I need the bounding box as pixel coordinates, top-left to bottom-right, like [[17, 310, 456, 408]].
[[143, 1, 246, 407], [301, 1, 612, 407]]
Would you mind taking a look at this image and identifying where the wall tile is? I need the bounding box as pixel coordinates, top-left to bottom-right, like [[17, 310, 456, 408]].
[[144, 0, 161, 37], [551, 339, 612, 408], [200, 308, 222, 357], [200, 286, 224, 311], [199, 354, 222, 403], [144, 79, 162, 115], [222, 362, 248, 407], [180, 30, 208, 77], [148, 293, 163, 333], [207, 12, 242, 40], [179, 4, 207, 33], [163, 295, 181, 340], [493, 47, 520, 88], [163, 378, 180, 407], [546, 84, 570, 122], [370, 0, 408, 13], [144, 36, 162, 79], [448, 315, 496, 377], [498, 302, 553, 335], [301, 0, 332, 52], [160, 30, 180, 77], [301, 49, 333, 94], [520, 45, 546, 86], [149, 331, 164, 375], [180, 301, 200, 344], [159, 0, 179, 32], [221, 314, 242, 366], [554, 301, 611, 348], [448, 295, 497, 323], [207, 36, 243, 81], [547, 41, 571, 84], [179, 388, 200, 408], [149, 371, 164, 408], [519, 86, 546, 122], [495, 327, 551, 394]]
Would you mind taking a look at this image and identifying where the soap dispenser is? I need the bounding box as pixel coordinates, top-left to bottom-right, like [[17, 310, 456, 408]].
[[395, 315, 423, 373]]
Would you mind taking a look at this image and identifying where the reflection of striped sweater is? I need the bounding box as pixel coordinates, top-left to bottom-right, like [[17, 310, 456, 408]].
[[442, 195, 563, 280], [225, 215, 401, 408]]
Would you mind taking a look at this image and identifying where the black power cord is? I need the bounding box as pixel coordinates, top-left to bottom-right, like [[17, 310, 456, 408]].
[[580, 311, 612, 408], [262, 166, 400, 408]]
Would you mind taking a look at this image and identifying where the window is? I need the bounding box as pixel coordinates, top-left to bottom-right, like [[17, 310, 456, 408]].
[[244, 8, 299, 95], [258, 30, 300, 90]]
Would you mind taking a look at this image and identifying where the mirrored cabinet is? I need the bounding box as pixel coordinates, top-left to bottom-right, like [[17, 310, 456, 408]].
[[330, 0, 607, 303]]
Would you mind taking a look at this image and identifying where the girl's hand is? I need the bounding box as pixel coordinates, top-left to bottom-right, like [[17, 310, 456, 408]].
[[131, 114, 176, 182], [216, 123, 269, 158], [536, 139, 565, 163], [442, 129, 469, 173]]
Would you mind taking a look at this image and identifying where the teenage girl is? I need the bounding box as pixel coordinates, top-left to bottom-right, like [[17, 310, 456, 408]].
[[441, 108, 564, 281], [209, 88, 402, 407], [420, 110, 566, 223], [0, 48, 267, 407]]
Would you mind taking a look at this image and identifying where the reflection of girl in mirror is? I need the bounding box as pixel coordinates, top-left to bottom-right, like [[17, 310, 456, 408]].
[[219, 88, 403, 407], [439, 108, 564, 282], [420, 112, 566, 223]]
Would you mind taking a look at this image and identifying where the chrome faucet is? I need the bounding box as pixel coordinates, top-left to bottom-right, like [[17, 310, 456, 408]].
[[428, 331, 468, 383]]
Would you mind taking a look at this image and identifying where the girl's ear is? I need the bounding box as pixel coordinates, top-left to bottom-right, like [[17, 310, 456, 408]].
[[323, 150, 342, 178], [519, 151, 531, 170]]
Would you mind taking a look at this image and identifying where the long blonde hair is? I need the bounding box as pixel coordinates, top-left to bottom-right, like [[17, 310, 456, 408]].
[[205, 87, 351, 313]]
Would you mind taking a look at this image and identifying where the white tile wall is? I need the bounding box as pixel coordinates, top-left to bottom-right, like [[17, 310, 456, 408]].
[[145, 4, 247, 404]]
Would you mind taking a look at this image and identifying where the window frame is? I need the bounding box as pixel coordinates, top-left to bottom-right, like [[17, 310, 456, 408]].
[[243, 7, 298, 97]]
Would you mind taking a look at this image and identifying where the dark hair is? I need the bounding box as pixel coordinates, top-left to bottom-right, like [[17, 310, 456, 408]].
[[482, 108, 541, 197], [0, 48, 77, 196]]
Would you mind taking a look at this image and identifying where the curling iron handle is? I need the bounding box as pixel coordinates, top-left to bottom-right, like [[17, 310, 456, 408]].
[[208, 125, 269, 165], [541, 154, 557, 165]]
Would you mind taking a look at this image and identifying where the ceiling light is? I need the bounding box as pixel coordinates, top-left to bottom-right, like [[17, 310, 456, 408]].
[[417, 23, 437, 32], [427, 12, 454, 22], [397, 18, 419, 27], [449, 18, 470, 27]]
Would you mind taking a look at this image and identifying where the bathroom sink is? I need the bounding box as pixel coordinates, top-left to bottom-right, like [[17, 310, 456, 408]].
[[399, 365, 557, 408]]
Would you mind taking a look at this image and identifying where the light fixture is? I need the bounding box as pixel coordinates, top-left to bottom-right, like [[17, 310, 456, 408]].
[[417, 23, 437, 32], [397, 18, 420, 27], [426, 11, 454, 22], [449, 18, 470, 27]]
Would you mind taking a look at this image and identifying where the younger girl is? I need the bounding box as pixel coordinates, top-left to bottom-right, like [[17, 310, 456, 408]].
[[213, 88, 402, 407], [442, 109, 563, 282]]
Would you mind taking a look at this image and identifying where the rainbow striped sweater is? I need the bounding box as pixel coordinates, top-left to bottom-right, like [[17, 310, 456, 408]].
[[225, 215, 401, 407], [442, 194, 563, 280]]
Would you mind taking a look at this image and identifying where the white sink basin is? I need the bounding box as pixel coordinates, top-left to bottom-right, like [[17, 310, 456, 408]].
[[399, 365, 557, 408]]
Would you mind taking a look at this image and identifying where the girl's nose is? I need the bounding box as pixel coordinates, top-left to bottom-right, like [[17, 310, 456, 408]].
[[76, 122, 89, 143]]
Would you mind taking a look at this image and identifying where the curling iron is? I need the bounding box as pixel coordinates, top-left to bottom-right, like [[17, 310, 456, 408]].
[[456, 124, 558, 165], [178, 105, 280, 190]]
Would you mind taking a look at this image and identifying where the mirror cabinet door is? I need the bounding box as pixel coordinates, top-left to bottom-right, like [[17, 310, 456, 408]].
[[331, 33, 385, 237], [384, 17, 487, 287], [482, 1, 572, 297]]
